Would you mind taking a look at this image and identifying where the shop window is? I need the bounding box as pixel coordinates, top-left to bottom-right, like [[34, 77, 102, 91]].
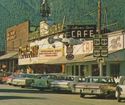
[[110, 63, 120, 77], [75, 65, 79, 76], [92, 64, 106, 76], [72, 65, 74, 75], [80, 65, 84, 76], [102, 65, 106, 76], [92, 64, 99, 76]]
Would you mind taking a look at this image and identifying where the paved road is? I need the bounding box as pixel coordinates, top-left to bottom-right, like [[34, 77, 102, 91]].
[[0, 84, 125, 105]]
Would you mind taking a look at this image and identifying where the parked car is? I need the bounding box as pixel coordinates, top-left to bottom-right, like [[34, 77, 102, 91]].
[[50, 75, 83, 92], [79, 76, 116, 98], [11, 73, 38, 88], [0, 71, 11, 83], [69, 77, 85, 93], [31, 73, 60, 91], [115, 76, 125, 102], [6, 74, 18, 85]]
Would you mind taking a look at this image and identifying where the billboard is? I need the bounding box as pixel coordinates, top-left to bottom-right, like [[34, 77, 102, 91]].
[[40, 21, 64, 38], [108, 33, 123, 52], [19, 35, 64, 65], [6, 21, 29, 52]]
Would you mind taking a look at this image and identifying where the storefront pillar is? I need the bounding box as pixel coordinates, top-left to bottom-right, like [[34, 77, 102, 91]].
[[61, 64, 65, 73]]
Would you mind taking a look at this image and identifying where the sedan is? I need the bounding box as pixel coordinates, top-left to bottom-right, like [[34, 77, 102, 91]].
[[11, 73, 37, 88], [50, 75, 83, 92]]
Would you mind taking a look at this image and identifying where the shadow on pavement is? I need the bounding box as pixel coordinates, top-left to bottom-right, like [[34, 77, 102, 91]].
[[0, 88, 43, 94], [0, 96, 47, 100], [80, 95, 116, 100]]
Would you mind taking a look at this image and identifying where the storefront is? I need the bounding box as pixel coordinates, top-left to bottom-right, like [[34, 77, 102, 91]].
[[45, 30, 125, 77], [18, 21, 125, 77], [107, 49, 125, 77], [0, 52, 18, 73]]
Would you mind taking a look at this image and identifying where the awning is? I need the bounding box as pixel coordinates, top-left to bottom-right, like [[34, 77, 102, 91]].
[[45, 49, 125, 64], [0, 52, 18, 60], [45, 54, 96, 64]]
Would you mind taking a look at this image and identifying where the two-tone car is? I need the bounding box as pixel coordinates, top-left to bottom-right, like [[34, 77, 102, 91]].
[[78, 76, 116, 98], [31, 73, 61, 91], [6, 74, 19, 85], [50, 75, 84, 92], [11, 73, 38, 88]]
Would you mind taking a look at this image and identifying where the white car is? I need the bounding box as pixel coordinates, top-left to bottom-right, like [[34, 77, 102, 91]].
[[115, 76, 125, 102], [50, 75, 82, 92], [78, 76, 116, 98], [11, 73, 36, 88]]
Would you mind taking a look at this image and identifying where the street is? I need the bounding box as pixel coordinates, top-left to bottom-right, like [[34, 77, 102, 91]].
[[0, 84, 124, 105]]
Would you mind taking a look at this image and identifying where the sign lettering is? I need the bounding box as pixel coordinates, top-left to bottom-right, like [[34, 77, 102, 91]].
[[66, 25, 96, 39]]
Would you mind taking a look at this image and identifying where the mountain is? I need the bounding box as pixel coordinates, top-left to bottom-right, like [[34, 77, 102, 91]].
[[0, 0, 125, 51]]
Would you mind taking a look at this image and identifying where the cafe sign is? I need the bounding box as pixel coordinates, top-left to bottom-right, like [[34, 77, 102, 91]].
[[66, 25, 96, 39]]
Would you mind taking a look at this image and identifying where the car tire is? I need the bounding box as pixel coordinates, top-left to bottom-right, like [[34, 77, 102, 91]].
[[21, 86, 25, 88], [80, 93, 85, 98], [80, 90, 85, 98], [39, 88, 44, 91]]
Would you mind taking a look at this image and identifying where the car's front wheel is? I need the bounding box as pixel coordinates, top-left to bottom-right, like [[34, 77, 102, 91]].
[[80, 90, 85, 98]]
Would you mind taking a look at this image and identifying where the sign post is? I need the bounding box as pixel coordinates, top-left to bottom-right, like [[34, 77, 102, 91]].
[[93, 34, 108, 76]]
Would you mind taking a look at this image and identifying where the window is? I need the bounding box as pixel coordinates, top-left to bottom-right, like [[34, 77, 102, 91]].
[[75, 65, 79, 76], [110, 63, 120, 77], [92, 64, 99, 76], [80, 65, 84, 76]]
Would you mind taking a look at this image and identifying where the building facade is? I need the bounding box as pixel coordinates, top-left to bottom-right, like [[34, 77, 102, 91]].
[[18, 21, 125, 77], [0, 21, 29, 73]]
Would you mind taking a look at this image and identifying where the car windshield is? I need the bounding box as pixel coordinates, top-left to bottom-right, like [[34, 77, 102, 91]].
[[47, 75, 57, 79], [86, 77, 115, 83], [56, 77, 65, 80], [65, 77, 74, 81], [17, 74, 34, 78]]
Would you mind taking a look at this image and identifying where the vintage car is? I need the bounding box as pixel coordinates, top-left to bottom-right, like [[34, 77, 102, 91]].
[[69, 77, 85, 93], [50, 75, 83, 92], [31, 74, 60, 91], [6, 74, 18, 85], [79, 76, 116, 98], [115, 76, 125, 102], [11, 73, 38, 88], [0, 71, 11, 83]]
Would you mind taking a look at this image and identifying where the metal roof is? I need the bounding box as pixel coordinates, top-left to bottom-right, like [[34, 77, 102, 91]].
[[45, 54, 96, 64], [0, 52, 18, 60]]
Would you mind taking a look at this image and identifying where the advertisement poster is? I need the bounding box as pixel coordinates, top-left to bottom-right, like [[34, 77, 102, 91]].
[[0, 0, 125, 105]]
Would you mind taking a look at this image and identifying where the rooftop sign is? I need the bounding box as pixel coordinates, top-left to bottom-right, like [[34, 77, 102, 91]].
[[66, 25, 96, 39]]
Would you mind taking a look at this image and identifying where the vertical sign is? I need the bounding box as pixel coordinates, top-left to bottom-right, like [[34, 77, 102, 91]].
[[93, 34, 108, 57]]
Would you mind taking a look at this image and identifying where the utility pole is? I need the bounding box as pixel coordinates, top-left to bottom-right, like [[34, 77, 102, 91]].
[[104, 7, 108, 33], [97, 0, 103, 76], [98, 0, 101, 34]]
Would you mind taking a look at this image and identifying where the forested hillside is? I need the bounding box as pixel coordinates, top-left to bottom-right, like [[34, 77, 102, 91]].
[[0, 0, 125, 51]]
